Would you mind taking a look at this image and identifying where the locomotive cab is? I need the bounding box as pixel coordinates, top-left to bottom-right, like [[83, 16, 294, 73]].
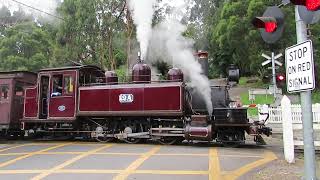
[[23, 65, 105, 122]]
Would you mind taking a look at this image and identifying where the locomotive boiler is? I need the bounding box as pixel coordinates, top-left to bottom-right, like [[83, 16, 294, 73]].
[[0, 52, 271, 146]]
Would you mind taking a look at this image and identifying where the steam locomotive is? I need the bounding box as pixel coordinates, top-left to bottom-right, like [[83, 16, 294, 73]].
[[0, 52, 271, 146]]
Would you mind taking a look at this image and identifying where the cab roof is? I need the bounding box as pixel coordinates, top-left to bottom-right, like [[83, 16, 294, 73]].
[[38, 65, 104, 73]]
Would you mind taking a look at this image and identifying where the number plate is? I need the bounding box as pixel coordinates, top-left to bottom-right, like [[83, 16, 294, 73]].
[[119, 94, 134, 103]]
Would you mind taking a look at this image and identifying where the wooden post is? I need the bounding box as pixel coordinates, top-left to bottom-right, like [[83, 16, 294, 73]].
[[281, 95, 295, 163]]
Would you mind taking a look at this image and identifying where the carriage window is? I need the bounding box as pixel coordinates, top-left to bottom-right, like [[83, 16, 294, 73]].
[[15, 82, 24, 96], [0, 85, 9, 100], [64, 76, 74, 94], [52, 75, 63, 97]]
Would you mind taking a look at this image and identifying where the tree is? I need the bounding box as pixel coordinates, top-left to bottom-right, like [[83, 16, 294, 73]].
[[206, 0, 298, 77], [0, 7, 33, 35], [54, 0, 127, 70], [0, 22, 52, 71]]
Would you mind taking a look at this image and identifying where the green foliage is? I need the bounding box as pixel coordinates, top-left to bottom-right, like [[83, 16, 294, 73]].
[[241, 92, 274, 105], [312, 90, 320, 104], [0, 0, 320, 86], [53, 0, 127, 70], [238, 77, 249, 86], [0, 22, 52, 71], [115, 65, 128, 83], [238, 77, 270, 88], [206, 0, 302, 78], [240, 92, 274, 116]]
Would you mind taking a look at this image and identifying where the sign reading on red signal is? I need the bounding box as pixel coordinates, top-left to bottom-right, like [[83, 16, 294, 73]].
[[285, 40, 315, 93]]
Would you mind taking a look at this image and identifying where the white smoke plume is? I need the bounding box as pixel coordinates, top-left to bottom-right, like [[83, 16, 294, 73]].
[[0, 0, 60, 22], [147, 6, 213, 115], [128, 0, 156, 60]]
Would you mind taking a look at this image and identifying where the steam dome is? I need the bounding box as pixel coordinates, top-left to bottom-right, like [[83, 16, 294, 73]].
[[105, 71, 118, 84], [132, 62, 151, 83], [167, 68, 183, 82]]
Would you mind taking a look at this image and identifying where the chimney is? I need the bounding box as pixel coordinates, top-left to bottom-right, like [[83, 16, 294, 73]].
[[195, 51, 209, 77]]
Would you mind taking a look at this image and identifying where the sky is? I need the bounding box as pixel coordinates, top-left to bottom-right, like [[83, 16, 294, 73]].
[[0, 0, 60, 18], [0, 0, 187, 18]]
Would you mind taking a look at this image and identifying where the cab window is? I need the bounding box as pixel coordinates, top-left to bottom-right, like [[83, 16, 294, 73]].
[[0, 84, 9, 101], [52, 75, 63, 97], [15, 82, 24, 96], [64, 76, 74, 95]]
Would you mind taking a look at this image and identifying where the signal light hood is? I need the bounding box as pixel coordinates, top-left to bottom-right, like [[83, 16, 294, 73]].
[[252, 17, 278, 33]]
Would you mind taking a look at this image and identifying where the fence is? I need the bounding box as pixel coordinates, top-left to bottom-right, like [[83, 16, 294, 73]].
[[265, 104, 320, 124], [262, 102, 320, 148]]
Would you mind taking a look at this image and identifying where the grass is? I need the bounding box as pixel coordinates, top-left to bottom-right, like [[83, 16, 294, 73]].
[[240, 92, 275, 117], [238, 77, 269, 88], [238, 77, 249, 86]]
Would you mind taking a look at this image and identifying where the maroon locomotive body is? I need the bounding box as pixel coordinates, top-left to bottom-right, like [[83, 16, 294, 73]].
[[78, 82, 183, 117], [18, 56, 271, 146], [0, 71, 37, 135]]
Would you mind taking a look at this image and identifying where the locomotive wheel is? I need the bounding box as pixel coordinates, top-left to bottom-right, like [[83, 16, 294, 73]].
[[222, 141, 241, 148], [94, 126, 114, 143], [158, 137, 181, 145], [123, 138, 142, 144], [95, 134, 114, 143], [122, 123, 143, 144]]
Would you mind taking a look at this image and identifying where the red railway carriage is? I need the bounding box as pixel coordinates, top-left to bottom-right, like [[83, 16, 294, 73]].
[[0, 71, 37, 135]]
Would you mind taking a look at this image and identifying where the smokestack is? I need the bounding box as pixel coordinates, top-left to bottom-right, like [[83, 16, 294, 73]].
[[195, 51, 209, 77], [138, 51, 142, 62]]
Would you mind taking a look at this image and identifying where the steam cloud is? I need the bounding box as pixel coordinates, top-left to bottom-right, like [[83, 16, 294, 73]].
[[148, 19, 213, 115], [0, 0, 60, 22], [128, 0, 156, 59], [129, 0, 213, 114]]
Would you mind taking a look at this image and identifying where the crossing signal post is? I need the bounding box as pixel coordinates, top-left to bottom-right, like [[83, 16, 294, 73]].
[[285, 1, 318, 178], [252, 6, 285, 44]]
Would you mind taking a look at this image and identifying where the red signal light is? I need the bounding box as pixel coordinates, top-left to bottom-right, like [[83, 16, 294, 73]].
[[252, 17, 278, 33], [277, 75, 285, 81], [265, 22, 277, 33], [306, 0, 320, 11], [290, 0, 320, 11]]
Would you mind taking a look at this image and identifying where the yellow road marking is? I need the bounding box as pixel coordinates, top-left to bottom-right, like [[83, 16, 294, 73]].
[[0, 153, 31, 156], [113, 146, 161, 180], [31, 144, 113, 180], [57, 169, 123, 174], [0, 169, 208, 175], [155, 153, 208, 156], [0, 144, 30, 153], [94, 152, 142, 156], [223, 151, 277, 180], [0, 143, 73, 168], [209, 148, 221, 180], [134, 170, 208, 175], [219, 154, 262, 158], [0, 151, 262, 158], [24, 142, 105, 146], [0, 170, 46, 174]]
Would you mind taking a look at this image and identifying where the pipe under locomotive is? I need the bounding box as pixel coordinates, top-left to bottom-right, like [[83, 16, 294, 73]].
[[17, 52, 271, 146]]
